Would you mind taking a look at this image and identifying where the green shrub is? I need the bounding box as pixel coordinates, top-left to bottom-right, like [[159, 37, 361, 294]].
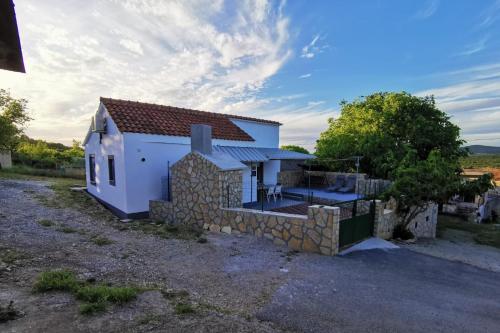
[[33, 270, 79, 292]]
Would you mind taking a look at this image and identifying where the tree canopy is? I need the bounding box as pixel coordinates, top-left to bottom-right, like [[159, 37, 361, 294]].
[[0, 89, 31, 150], [316, 92, 465, 179], [280, 145, 310, 155]]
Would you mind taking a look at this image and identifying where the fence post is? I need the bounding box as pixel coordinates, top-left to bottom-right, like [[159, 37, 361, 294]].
[[227, 185, 230, 208], [260, 183, 264, 212], [352, 199, 358, 217]]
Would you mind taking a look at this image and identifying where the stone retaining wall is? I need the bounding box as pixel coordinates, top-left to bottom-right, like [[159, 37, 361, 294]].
[[149, 200, 173, 221], [373, 200, 438, 239], [220, 205, 340, 255]]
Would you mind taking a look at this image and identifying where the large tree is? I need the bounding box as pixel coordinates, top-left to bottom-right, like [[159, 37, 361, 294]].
[[0, 89, 31, 150], [316, 92, 465, 179], [280, 145, 310, 155]]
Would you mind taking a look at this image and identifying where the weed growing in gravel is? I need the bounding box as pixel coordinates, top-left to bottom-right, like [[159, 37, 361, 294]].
[[161, 289, 189, 300], [33, 270, 139, 315], [38, 219, 54, 227], [90, 235, 114, 246], [174, 302, 195, 315], [0, 301, 24, 323]]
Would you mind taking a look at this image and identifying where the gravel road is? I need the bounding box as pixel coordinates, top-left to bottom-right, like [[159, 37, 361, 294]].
[[1, 178, 499, 333]]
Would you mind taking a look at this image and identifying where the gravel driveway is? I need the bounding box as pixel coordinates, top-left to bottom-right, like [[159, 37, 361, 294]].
[[1, 178, 499, 333]]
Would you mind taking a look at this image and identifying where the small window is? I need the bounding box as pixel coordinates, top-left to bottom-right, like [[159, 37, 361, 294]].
[[108, 155, 115, 186], [89, 154, 96, 185]]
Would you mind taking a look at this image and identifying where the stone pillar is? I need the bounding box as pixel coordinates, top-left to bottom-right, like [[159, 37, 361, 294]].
[[372, 200, 385, 238], [306, 205, 340, 256]]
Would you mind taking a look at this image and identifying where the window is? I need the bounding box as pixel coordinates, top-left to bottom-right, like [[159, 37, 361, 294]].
[[89, 154, 96, 185], [108, 155, 115, 186]]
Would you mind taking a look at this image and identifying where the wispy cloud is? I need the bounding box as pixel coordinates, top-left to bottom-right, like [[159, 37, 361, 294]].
[[0, 0, 291, 144], [477, 0, 500, 29], [414, 0, 439, 20], [299, 73, 311, 79], [458, 35, 489, 56], [417, 62, 500, 146], [300, 34, 328, 59]]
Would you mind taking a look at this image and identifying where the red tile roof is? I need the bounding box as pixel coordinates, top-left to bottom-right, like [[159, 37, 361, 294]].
[[100, 97, 280, 142]]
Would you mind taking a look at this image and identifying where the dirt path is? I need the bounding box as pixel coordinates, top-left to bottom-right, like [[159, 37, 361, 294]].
[[0, 179, 290, 332]]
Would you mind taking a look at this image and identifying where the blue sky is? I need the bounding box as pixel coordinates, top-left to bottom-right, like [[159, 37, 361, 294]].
[[1, 0, 500, 151]]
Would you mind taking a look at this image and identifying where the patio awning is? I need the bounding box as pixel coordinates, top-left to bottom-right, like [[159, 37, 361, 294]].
[[257, 148, 316, 160], [213, 145, 269, 162]]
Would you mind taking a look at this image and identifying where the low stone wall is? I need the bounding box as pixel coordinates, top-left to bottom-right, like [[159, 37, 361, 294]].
[[0, 150, 12, 169], [149, 200, 173, 221], [220, 205, 340, 255], [277, 170, 303, 187], [373, 201, 438, 239]]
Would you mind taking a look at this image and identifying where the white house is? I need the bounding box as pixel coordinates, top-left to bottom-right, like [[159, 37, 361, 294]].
[[83, 98, 314, 218]]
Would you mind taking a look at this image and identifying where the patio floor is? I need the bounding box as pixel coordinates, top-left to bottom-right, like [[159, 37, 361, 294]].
[[283, 187, 362, 202]]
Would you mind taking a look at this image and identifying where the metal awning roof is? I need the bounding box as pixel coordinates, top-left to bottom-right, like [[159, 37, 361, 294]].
[[213, 145, 316, 162], [213, 145, 268, 162], [257, 148, 315, 160]]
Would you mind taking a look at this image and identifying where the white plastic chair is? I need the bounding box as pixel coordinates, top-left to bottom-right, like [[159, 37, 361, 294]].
[[266, 186, 276, 202], [275, 185, 282, 200]]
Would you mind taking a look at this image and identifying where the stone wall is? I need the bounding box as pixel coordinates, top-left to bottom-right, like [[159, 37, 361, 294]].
[[373, 200, 438, 239], [277, 170, 303, 187], [149, 200, 173, 221], [220, 205, 340, 255], [152, 152, 243, 227]]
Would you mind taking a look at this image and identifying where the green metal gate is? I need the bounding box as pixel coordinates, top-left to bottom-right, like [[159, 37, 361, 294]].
[[338, 200, 375, 248]]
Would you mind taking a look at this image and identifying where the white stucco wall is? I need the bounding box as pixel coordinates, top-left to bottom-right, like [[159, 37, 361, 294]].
[[84, 105, 127, 213], [242, 163, 258, 203], [230, 119, 280, 148], [263, 160, 281, 185]]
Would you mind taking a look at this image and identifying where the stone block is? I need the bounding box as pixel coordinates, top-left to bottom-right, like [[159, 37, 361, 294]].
[[221, 226, 232, 234], [209, 224, 221, 233]]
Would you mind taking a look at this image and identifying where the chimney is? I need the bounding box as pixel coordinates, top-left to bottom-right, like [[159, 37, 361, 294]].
[[191, 124, 212, 154]]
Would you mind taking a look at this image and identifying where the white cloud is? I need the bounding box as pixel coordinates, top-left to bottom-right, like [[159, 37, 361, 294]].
[[300, 34, 328, 59], [477, 0, 500, 29], [416, 62, 500, 146], [0, 0, 291, 144], [414, 0, 439, 20], [457, 35, 489, 56], [119, 39, 144, 55], [299, 73, 311, 79]]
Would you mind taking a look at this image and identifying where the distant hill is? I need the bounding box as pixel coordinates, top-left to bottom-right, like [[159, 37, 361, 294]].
[[465, 145, 500, 155]]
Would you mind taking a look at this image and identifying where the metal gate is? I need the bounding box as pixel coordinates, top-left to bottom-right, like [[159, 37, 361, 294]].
[[338, 200, 375, 248]]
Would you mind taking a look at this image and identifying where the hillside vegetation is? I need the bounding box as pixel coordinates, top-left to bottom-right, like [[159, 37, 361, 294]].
[[460, 154, 500, 169]]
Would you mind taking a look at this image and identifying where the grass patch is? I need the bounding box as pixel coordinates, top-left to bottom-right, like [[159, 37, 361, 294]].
[[90, 235, 114, 246], [56, 225, 78, 233], [33, 270, 80, 292], [0, 301, 24, 323], [38, 219, 54, 227], [0, 248, 28, 265], [174, 302, 195, 315], [33, 269, 139, 315], [0, 166, 84, 180], [438, 214, 500, 248], [161, 289, 189, 300]]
